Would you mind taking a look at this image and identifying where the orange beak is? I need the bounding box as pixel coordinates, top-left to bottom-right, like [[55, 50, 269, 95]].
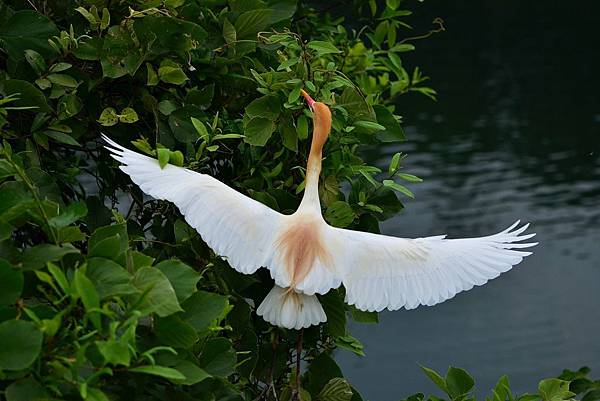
[[300, 89, 315, 110]]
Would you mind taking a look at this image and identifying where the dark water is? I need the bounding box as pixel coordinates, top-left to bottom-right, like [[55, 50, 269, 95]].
[[336, 2, 600, 399]]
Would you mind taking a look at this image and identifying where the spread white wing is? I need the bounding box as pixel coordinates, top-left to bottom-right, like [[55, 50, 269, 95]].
[[103, 135, 283, 274], [327, 221, 537, 312]]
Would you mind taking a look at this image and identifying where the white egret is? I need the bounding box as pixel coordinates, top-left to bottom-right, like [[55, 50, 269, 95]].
[[103, 90, 537, 330]]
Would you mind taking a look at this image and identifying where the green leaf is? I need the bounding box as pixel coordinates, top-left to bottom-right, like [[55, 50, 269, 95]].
[[146, 63, 158, 86], [75, 6, 98, 26], [22, 244, 79, 270], [350, 307, 378, 324], [119, 107, 138, 123], [354, 120, 386, 132], [297, 114, 309, 140], [48, 201, 87, 228], [5, 377, 49, 401], [0, 320, 43, 370], [157, 148, 170, 169], [246, 96, 281, 120], [396, 173, 423, 183], [0, 259, 23, 306], [539, 379, 575, 401], [198, 337, 236, 377], [318, 378, 354, 401], [132, 267, 183, 317], [155, 259, 200, 303], [87, 388, 110, 401], [244, 117, 276, 146], [222, 18, 236, 44], [47, 73, 78, 88], [86, 257, 137, 299], [306, 353, 343, 396], [382, 179, 414, 198], [49, 62, 72, 73], [172, 360, 211, 386], [324, 201, 355, 228], [308, 40, 342, 56], [100, 8, 110, 30], [169, 150, 184, 166], [24, 49, 47, 75], [89, 223, 128, 255], [0, 11, 59, 60], [47, 262, 70, 294], [73, 269, 101, 329], [374, 105, 405, 142], [129, 365, 186, 381], [0, 79, 50, 112], [335, 334, 365, 357], [155, 315, 198, 348], [96, 339, 130, 366], [191, 117, 209, 141], [446, 366, 475, 398], [421, 366, 448, 394], [98, 107, 118, 126], [169, 106, 203, 143], [388, 152, 401, 175], [56, 94, 83, 120], [0, 219, 13, 241], [235, 9, 273, 39], [320, 289, 346, 338], [159, 64, 188, 85], [88, 234, 121, 259], [45, 130, 81, 146], [181, 290, 229, 332]]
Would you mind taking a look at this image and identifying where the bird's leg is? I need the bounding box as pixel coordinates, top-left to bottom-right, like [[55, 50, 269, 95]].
[[292, 328, 304, 401], [267, 331, 279, 401]]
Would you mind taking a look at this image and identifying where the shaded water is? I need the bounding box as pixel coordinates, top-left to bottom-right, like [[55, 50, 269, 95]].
[[337, 1, 600, 399]]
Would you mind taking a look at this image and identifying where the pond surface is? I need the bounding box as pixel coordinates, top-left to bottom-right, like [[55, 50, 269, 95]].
[[336, 1, 600, 399]]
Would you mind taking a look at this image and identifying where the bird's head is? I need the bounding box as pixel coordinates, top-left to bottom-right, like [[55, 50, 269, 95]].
[[300, 89, 331, 151]]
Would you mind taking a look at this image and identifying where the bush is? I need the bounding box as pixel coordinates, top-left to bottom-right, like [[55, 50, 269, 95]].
[[2, 1, 592, 401]]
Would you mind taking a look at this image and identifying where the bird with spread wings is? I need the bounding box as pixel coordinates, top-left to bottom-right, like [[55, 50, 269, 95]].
[[103, 89, 537, 330]]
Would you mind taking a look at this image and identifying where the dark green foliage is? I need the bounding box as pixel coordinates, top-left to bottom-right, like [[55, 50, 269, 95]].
[[0, 0, 433, 398]]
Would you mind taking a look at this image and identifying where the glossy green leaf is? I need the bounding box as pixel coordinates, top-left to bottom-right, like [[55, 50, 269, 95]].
[[421, 366, 448, 394], [48, 201, 87, 228], [244, 117, 276, 146], [446, 366, 475, 398], [86, 257, 137, 299], [324, 201, 355, 228], [198, 337, 236, 377], [73, 269, 101, 329], [47, 73, 78, 88], [0, 320, 43, 370], [382, 179, 414, 198], [308, 40, 342, 56], [180, 290, 229, 332], [96, 339, 130, 366], [132, 267, 182, 317], [155, 315, 198, 348], [157, 148, 170, 169], [318, 378, 354, 401], [320, 289, 346, 338], [159, 65, 188, 85], [129, 365, 186, 381], [22, 244, 79, 270], [5, 377, 49, 401], [119, 107, 139, 123], [98, 107, 118, 126], [0, 259, 23, 305], [155, 259, 200, 303], [0, 11, 58, 59]]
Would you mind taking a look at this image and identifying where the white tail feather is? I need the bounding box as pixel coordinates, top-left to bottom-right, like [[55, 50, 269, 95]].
[[257, 286, 327, 330]]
